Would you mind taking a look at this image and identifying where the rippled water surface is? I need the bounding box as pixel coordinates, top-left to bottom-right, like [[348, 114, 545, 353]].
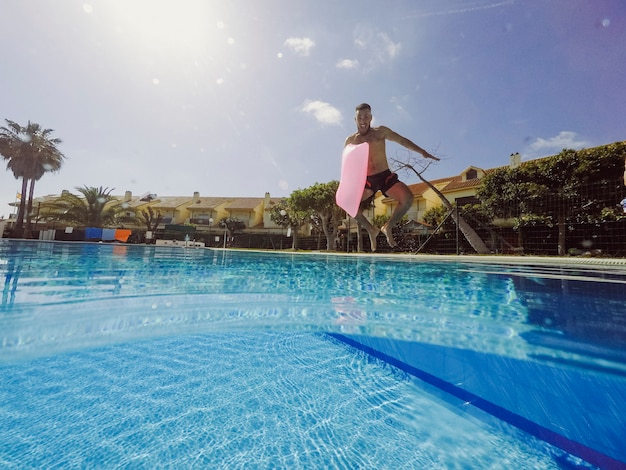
[[1, 332, 577, 469], [1, 240, 624, 468], [2, 241, 625, 367]]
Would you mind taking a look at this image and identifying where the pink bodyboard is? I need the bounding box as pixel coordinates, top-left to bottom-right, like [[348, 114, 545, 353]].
[[336, 143, 369, 217]]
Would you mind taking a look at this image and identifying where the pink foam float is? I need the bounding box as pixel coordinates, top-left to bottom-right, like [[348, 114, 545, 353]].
[[335, 143, 369, 217]]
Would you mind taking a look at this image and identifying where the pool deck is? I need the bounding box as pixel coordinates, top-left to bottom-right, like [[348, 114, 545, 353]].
[[5, 239, 626, 268], [218, 247, 626, 269]]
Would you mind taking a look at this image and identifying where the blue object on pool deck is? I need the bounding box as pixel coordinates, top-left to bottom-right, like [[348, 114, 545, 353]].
[[101, 228, 116, 241], [1, 240, 625, 468], [84, 227, 103, 240]]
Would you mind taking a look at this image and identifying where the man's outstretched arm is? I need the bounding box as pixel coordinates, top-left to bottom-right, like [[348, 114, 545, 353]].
[[381, 126, 440, 160]]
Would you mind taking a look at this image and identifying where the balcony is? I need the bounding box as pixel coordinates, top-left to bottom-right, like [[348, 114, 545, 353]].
[[189, 218, 212, 226]]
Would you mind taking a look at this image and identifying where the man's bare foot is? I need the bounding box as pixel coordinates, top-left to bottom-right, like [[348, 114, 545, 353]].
[[367, 227, 380, 252], [381, 224, 397, 248]]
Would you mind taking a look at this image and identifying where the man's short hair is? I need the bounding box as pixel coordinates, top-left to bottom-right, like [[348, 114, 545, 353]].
[[355, 103, 371, 112]]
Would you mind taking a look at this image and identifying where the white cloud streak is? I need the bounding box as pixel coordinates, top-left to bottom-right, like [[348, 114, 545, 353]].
[[527, 131, 590, 156], [404, 0, 515, 19], [300, 100, 342, 125], [284, 37, 315, 56], [353, 29, 401, 70], [336, 58, 360, 70]]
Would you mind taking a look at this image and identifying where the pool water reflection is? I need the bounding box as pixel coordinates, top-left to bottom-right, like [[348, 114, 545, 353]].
[[1, 240, 625, 467]]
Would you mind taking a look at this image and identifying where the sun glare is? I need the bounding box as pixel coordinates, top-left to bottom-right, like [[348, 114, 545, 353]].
[[104, 1, 223, 61]]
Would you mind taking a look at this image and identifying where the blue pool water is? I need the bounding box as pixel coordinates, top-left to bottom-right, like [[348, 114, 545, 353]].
[[1, 240, 625, 468]]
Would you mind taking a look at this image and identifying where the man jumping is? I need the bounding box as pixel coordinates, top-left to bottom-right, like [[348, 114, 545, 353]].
[[344, 103, 439, 251]]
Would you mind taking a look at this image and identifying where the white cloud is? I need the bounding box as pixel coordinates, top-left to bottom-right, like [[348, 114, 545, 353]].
[[300, 100, 342, 125], [354, 29, 401, 66], [284, 37, 315, 56], [380, 33, 401, 59], [404, 1, 515, 19], [390, 96, 410, 118], [527, 131, 590, 156], [336, 58, 359, 70]]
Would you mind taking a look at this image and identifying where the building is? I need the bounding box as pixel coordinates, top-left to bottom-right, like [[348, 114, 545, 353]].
[[3, 164, 498, 241], [371, 166, 490, 226]]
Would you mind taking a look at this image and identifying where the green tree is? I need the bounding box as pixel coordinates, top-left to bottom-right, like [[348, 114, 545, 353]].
[[0, 119, 65, 237], [574, 143, 626, 223], [371, 214, 390, 229], [218, 217, 245, 247], [48, 186, 131, 228], [525, 150, 580, 254], [476, 167, 530, 221], [422, 205, 448, 228], [141, 206, 163, 242], [141, 206, 163, 232], [477, 142, 626, 255], [289, 181, 343, 251], [268, 200, 290, 229], [268, 199, 308, 249], [477, 164, 551, 249]]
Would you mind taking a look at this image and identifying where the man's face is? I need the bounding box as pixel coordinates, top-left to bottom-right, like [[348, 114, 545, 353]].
[[355, 109, 372, 135]]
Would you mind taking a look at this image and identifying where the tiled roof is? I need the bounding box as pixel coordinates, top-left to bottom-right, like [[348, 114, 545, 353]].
[[149, 197, 193, 208], [186, 197, 232, 210], [33, 194, 65, 204], [407, 176, 455, 195], [403, 167, 503, 195], [442, 178, 482, 191], [226, 198, 264, 210], [116, 196, 151, 209]]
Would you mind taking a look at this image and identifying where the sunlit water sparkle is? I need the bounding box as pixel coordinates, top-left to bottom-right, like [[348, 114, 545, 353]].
[[1, 240, 624, 468]]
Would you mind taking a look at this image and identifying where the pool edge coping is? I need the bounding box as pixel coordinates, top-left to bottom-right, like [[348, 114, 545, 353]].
[[212, 247, 626, 268]]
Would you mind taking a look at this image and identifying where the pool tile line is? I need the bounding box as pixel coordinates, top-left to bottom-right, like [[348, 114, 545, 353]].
[[223, 247, 626, 266], [458, 269, 626, 284], [329, 333, 625, 470]]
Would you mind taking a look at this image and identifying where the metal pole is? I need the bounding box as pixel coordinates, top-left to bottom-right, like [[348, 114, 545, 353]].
[[415, 209, 455, 254], [456, 206, 460, 255]]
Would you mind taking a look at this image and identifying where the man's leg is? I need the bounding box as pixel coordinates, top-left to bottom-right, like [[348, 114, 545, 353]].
[[353, 189, 380, 252], [381, 181, 413, 247]]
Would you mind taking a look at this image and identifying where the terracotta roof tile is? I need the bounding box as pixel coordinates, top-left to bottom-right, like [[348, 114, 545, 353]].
[[442, 178, 483, 191], [226, 198, 264, 210], [186, 197, 232, 210], [407, 176, 455, 195], [149, 197, 193, 208]]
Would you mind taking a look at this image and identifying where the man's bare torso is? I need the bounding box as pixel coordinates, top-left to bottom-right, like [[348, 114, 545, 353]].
[[345, 126, 390, 175]]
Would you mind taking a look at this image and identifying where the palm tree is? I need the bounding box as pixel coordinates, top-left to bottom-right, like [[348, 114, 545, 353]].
[[141, 206, 163, 243], [49, 186, 131, 228], [0, 119, 65, 237]]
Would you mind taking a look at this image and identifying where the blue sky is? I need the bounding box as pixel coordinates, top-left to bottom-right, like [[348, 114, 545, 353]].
[[1, 0, 625, 218]]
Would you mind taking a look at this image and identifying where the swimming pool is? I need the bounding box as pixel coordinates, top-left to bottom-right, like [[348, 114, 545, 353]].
[[1, 240, 624, 468]]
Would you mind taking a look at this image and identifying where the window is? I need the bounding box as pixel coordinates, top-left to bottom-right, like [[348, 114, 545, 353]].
[[456, 196, 478, 206]]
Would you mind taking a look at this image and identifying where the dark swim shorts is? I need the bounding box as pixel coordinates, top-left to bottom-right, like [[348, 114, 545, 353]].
[[359, 169, 400, 210], [365, 169, 399, 196]]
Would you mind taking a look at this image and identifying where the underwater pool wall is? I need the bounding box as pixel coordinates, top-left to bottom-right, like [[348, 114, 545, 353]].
[[330, 334, 626, 469]]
